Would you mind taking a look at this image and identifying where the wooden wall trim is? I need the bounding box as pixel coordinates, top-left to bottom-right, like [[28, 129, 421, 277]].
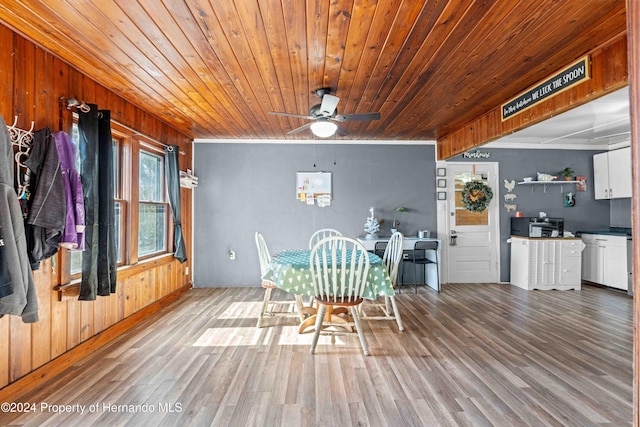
[[625, 1, 639, 425], [116, 253, 177, 281], [54, 254, 179, 300], [0, 284, 192, 403], [437, 33, 629, 160], [0, 27, 194, 394]]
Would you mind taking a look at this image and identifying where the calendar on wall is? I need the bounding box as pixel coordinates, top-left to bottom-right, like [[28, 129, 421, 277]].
[[296, 172, 332, 207]]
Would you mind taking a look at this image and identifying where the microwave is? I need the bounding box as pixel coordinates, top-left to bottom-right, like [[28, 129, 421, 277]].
[[510, 217, 564, 238]]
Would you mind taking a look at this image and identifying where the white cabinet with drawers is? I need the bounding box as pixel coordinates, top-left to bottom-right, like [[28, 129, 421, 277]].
[[510, 237, 585, 290], [581, 233, 629, 291]]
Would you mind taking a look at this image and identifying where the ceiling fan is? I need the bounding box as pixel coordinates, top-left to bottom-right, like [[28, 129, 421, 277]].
[[268, 88, 381, 138]]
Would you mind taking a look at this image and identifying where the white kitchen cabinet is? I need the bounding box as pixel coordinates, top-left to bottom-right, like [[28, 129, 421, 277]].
[[581, 233, 628, 291], [581, 236, 600, 283], [510, 237, 584, 290], [593, 147, 632, 199]]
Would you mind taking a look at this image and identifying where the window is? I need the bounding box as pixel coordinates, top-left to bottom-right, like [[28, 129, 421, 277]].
[[69, 128, 127, 275], [454, 172, 489, 226], [138, 149, 168, 257], [66, 118, 179, 281], [112, 136, 125, 265]]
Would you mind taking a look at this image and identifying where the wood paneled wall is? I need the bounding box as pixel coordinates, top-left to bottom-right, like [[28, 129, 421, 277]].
[[437, 34, 629, 159], [0, 26, 193, 393], [625, 0, 640, 423]]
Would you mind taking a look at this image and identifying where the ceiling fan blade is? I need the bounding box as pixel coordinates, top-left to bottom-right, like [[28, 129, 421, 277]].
[[269, 111, 315, 120], [336, 124, 349, 137], [333, 112, 380, 122], [287, 123, 313, 135], [319, 94, 340, 116]]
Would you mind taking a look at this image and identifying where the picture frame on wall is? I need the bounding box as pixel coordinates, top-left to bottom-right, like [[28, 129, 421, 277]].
[[437, 191, 446, 200], [564, 191, 575, 207], [296, 172, 332, 203], [437, 167, 446, 177], [437, 178, 447, 188]]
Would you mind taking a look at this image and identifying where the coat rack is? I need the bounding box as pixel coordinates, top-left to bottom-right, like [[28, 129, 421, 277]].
[[7, 116, 35, 198]]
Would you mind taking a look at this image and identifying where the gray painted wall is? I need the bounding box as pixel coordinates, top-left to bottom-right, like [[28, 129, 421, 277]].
[[610, 198, 632, 227], [193, 143, 436, 287], [193, 143, 627, 287], [450, 148, 613, 281]]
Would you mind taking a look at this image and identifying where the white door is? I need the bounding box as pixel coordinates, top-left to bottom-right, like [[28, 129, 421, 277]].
[[445, 163, 500, 283]]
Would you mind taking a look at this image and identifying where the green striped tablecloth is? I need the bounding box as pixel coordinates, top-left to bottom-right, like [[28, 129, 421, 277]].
[[262, 249, 395, 300]]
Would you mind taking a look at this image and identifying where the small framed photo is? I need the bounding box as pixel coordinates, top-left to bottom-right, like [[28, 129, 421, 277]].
[[437, 178, 447, 188], [437, 167, 446, 177], [437, 191, 446, 200]]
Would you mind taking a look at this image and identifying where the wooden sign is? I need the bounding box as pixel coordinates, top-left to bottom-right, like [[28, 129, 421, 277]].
[[501, 55, 591, 121], [463, 150, 490, 159]]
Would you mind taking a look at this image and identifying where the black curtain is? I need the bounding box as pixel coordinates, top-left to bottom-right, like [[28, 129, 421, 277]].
[[78, 107, 116, 300], [164, 145, 187, 263]]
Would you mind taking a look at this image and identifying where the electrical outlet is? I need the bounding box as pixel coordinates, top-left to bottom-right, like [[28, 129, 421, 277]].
[[229, 249, 236, 260]]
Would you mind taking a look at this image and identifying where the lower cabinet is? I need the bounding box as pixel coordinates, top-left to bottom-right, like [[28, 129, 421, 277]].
[[510, 237, 585, 290], [581, 233, 628, 290]]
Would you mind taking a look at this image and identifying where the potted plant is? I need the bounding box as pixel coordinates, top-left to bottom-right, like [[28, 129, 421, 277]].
[[391, 206, 407, 233], [560, 167, 575, 181]]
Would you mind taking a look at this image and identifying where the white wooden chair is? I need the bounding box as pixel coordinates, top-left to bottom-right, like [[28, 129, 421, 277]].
[[359, 232, 404, 331], [308, 228, 343, 249], [254, 232, 304, 327], [309, 236, 371, 355], [306, 229, 343, 308]]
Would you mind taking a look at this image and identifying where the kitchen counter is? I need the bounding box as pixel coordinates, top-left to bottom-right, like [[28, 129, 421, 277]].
[[577, 227, 632, 239], [510, 236, 582, 240], [510, 237, 584, 290], [580, 231, 631, 292]]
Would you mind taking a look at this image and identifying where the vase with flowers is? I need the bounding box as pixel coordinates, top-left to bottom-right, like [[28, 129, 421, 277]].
[[391, 206, 407, 233]]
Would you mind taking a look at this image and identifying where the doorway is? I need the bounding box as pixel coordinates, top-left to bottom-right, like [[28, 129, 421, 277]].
[[444, 162, 500, 283]]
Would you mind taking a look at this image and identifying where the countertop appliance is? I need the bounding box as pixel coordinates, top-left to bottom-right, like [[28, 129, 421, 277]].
[[510, 217, 564, 238]]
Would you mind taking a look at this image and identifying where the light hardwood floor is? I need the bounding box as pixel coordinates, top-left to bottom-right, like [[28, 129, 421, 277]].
[[0, 283, 632, 426]]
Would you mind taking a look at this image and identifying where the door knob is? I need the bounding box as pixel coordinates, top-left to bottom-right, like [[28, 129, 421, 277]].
[[450, 230, 457, 246]]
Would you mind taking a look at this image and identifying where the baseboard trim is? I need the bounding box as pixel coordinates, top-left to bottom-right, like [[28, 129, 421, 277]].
[[0, 283, 192, 403]]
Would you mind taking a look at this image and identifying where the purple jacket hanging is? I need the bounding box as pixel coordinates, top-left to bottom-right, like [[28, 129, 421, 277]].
[[54, 131, 85, 250]]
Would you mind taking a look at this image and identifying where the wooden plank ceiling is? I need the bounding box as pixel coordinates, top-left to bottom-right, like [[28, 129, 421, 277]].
[[0, 0, 627, 142]]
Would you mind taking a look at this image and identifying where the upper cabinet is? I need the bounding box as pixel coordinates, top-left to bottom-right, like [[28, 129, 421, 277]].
[[593, 147, 632, 199]]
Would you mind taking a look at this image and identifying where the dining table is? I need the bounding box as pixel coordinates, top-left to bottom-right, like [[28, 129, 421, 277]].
[[262, 248, 395, 333]]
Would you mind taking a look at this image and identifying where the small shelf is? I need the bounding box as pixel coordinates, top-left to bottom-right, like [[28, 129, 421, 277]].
[[517, 180, 584, 193]]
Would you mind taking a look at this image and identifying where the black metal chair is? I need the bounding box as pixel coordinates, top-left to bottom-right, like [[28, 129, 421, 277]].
[[404, 240, 439, 293], [373, 241, 387, 259]]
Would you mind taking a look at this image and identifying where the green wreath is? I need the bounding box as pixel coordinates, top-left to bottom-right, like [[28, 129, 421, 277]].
[[461, 180, 493, 212]]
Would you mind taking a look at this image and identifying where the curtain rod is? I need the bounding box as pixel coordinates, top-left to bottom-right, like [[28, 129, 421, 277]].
[[62, 96, 186, 155], [61, 97, 91, 113], [111, 118, 186, 155]]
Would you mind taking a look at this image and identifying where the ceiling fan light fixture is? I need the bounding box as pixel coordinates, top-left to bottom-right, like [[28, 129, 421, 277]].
[[310, 121, 337, 138]]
